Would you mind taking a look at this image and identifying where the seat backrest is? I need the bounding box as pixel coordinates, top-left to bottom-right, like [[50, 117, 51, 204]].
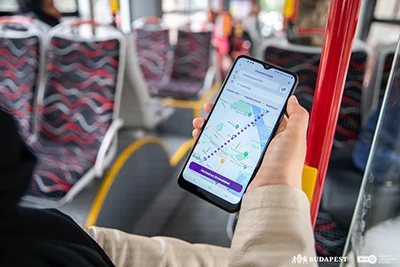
[[133, 28, 170, 86], [132, 16, 165, 31], [0, 16, 43, 140], [171, 30, 212, 82], [261, 39, 368, 147], [37, 20, 125, 150]]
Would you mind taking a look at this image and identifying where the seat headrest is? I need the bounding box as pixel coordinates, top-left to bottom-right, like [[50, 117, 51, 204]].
[[49, 19, 123, 41], [0, 16, 46, 38]]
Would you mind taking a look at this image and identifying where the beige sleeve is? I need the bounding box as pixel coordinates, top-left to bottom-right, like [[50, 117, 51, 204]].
[[229, 185, 317, 267], [84, 185, 316, 267], [84, 226, 229, 267]]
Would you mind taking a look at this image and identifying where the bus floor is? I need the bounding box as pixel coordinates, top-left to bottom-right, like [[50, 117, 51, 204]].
[[132, 172, 231, 247], [59, 128, 232, 248], [122, 130, 232, 247]]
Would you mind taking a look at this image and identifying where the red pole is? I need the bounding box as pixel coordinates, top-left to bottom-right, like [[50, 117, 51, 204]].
[[306, 0, 362, 226]]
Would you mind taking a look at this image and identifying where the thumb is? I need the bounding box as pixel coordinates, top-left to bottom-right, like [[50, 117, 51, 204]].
[[286, 96, 309, 136]]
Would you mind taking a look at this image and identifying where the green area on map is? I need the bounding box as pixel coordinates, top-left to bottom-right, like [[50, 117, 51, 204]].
[[252, 144, 259, 150], [231, 100, 252, 115], [235, 153, 246, 161], [216, 123, 224, 131]]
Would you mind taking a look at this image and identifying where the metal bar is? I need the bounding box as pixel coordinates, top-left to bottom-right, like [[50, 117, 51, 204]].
[[355, 0, 375, 40], [89, 0, 95, 35], [305, 0, 363, 226], [373, 18, 400, 26]]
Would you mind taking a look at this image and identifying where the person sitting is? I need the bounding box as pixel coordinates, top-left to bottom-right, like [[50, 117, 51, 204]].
[[0, 96, 317, 267], [17, 0, 61, 27]]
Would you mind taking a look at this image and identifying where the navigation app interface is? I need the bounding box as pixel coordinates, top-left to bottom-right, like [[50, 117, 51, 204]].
[[182, 58, 296, 204]]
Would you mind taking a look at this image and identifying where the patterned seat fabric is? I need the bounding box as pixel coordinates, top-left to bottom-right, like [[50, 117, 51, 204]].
[[0, 35, 40, 140], [379, 52, 395, 101], [134, 28, 169, 92], [264, 46, 367, 147], [314, 211, 348, 256], [157, 31, 212, 98], [28, 37, 120, 200]]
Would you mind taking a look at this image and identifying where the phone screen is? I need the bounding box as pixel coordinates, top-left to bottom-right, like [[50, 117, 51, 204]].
[[181, 57, 296, 205]]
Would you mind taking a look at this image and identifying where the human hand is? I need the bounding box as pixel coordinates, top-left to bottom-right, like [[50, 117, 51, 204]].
[[192, 96, 309, 191]]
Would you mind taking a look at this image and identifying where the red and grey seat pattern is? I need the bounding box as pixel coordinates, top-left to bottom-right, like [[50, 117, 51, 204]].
[[379, 51, 396, 101], [134, 28, 170, 92], [27, 36, 121, 201], [0, 18, 41, 141], [314, 211, 348, 256], [156, 31, 212, 98], [263, 44, 368, 148]]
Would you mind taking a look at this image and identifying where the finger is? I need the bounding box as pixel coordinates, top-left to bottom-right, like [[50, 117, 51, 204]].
[[286, 96, 309, 136], [275, 115, 288, 135], [193, 118, 206, 130], [203, 102, 213, 114], [192, 129, 200, 139]]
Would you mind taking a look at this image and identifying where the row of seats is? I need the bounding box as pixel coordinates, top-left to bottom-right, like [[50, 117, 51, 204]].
[[258, 39, 397, 257], [259, 38, 369, 147], [0, 17, 125, 205], [258, 39, 397, 256], [258, 39, 395, 148], [0, 15, 218, 205], [133, 17, 215, 99]]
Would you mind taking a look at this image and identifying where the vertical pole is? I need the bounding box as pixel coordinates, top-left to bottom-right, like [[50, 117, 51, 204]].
[[306, 0, 362, 226], [89, 0, 96, 35]]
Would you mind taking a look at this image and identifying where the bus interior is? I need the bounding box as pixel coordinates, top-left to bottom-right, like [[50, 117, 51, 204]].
[[0, 0, 399, 266]]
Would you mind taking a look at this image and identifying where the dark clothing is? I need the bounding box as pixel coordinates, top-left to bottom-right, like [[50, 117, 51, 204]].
[[1, 208, 114, 267], [17, 0, 42, 13], [17, 0, 59, 27], [0, 109, 36, 213], [0, 108, 114, 267], [26, 10, 60, 27], [228, 29, 253, 56]]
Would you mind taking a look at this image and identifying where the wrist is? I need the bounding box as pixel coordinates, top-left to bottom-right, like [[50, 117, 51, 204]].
[[247, 174, 302, 192]]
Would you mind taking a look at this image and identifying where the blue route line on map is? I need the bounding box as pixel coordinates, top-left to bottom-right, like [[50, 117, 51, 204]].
[[202, 110, 269, 161]]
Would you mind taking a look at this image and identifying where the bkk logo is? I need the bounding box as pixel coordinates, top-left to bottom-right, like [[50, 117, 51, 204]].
[[357, 254, 397, 265]]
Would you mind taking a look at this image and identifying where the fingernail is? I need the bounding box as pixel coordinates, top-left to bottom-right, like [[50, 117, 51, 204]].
[[291, 95, 298, 103]]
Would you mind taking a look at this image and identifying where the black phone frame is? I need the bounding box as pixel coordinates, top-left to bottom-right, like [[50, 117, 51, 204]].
[[177, 55, 299, 213]]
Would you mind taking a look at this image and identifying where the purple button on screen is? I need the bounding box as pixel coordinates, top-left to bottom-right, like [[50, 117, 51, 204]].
[[189, 162, 243, 192]]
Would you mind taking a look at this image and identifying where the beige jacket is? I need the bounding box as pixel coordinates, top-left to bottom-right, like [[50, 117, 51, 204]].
[[84, 185, 317, 267]]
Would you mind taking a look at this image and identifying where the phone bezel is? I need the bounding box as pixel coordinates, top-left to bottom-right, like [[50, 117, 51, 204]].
[[177, 55, 299, 213]]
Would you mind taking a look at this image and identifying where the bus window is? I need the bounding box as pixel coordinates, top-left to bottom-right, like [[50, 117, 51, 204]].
[[162, 0, 208, 29], [162, 0, 208, 44], [0, 0, 18, 12], [362, 0, 400, 45], [73, 0, 112, 23], [0, 0, 79, 17], [343, 40, 400, 266], [54, 0, 78, 14], [258, 0, 285, 37]]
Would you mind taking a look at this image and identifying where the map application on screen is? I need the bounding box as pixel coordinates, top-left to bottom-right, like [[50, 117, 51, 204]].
[[182, 57, 296, 204]]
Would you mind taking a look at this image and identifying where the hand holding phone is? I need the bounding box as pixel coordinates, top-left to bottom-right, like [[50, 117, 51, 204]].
[[194, 96, 309, 192], [179, 55, 301, 212]]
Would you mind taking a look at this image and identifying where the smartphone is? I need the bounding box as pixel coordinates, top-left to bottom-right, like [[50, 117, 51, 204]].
[[178, 55, 299, 213]]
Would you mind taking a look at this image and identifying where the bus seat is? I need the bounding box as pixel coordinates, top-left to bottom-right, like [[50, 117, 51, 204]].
[[317, 44, 398, 256], [132, 16, 165, 31], [24, 20, 125, 205], [362, 43, 396, 125], [260, 38, 369, 148], [119, 31, 173, 130], [155, 30, 215, 99], [0, 17, 44, 141], [133, 27, 170, 93]]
